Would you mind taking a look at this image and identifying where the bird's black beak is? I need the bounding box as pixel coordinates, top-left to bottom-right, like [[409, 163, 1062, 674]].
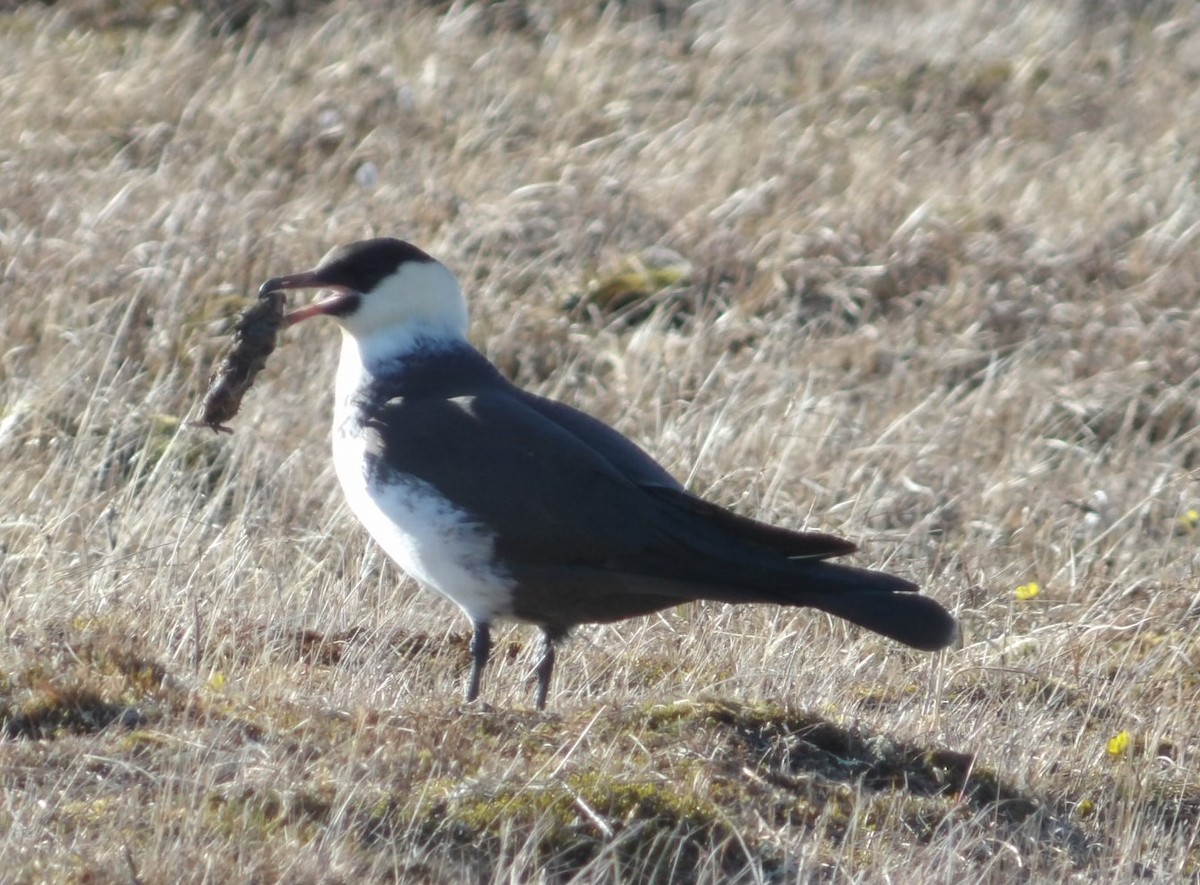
[[259, 271, 357, 326]]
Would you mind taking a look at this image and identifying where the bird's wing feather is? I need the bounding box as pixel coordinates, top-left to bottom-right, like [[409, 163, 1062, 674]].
[[361, 389, 854, 573], [513, 389, 685, 492], [517, 389, 858, 559]]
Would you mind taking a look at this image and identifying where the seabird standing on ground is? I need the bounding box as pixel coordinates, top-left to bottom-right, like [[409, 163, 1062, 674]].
[[261, 238, 957, 709]]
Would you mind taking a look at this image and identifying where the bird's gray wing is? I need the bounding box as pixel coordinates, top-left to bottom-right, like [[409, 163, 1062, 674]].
[[512, 390, 858, 560], [360, 389, 854, 573], [360, 389, 956, 649], [510, 389, 685, 492]]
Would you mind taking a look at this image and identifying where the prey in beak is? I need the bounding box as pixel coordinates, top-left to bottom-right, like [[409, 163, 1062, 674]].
[[258, 273, 361, 326], [191, 290, 286, 433]]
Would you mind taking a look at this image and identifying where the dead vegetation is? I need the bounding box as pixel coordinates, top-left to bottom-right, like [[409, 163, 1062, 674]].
[[3, 0, 1200, 881]]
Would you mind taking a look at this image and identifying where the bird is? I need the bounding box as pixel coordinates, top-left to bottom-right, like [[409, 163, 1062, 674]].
[[260, 238, 957, 710]]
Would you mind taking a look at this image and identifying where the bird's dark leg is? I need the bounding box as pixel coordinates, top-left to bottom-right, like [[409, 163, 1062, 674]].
[[534, 627, 565, 711], [466, 622, 491, 704]]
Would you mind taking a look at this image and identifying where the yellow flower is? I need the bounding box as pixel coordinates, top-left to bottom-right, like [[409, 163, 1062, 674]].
[[1015, 582, 1040, 600], [1177, 509, 1200, 532], [1107, 731, 1131, 758]]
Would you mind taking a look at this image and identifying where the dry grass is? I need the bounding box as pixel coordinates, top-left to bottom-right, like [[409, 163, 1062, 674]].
[[3, 0, 1200, 881]]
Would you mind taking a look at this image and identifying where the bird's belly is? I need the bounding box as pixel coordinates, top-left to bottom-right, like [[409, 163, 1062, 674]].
[[332, 434, 515, 623]]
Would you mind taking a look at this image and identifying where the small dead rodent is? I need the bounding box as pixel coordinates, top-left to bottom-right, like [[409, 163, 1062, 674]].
[[192, 290, 286, 434]]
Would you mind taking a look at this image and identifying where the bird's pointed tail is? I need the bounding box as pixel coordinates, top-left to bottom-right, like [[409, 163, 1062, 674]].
[[780, 561, 958, 651]]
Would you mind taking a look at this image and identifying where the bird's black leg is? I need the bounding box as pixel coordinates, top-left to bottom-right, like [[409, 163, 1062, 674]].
[[534, 627, 564, 711], [466, 622, 491, 704]]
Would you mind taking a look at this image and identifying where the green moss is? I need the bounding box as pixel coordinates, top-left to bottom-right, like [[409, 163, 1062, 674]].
[[585, 265, 689, 312], [627, 697, 1046, 826], [635, 697, 790, 735], [0, 622, 193, 740], [2, 682, 141, 740], [205, 785, 334, 843], [410, 771, 755, 881], [571, 251, 694, 324]]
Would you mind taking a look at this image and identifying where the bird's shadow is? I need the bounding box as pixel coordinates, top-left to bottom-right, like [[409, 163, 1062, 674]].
[[617, 697, 1099, 866]]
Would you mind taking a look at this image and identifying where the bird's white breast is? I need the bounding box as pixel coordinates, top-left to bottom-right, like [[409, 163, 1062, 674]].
[[330, 333, 516, 624]]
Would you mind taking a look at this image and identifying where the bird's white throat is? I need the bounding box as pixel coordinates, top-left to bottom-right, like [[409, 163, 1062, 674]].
[[331, 320, 465, 427]]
